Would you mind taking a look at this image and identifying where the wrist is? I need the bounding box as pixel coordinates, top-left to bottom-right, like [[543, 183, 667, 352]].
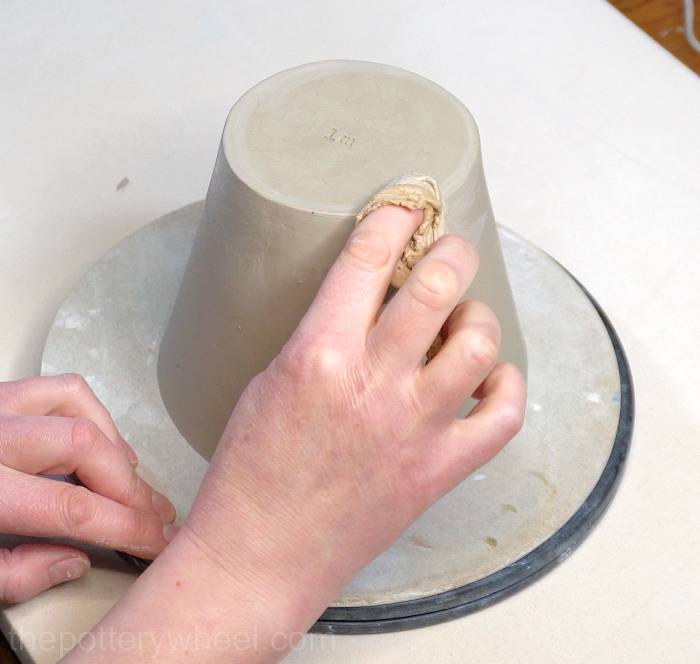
[[177, 489, 345, 651], [184, 426, 367, 615]]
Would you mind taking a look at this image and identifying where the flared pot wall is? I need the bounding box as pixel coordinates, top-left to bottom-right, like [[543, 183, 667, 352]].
[[158, 60, 527, 458]]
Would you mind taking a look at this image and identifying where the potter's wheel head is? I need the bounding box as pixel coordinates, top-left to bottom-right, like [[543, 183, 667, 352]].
[[42, 61, 632, 633]]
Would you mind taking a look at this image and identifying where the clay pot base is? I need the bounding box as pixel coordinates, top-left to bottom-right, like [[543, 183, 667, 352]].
[[42, 201, 633, 633]]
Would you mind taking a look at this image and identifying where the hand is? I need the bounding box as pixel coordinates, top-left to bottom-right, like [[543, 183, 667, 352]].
[[64, 205, 526, 664], [183, 205, 526, 643], [0, 374, 177, 604]]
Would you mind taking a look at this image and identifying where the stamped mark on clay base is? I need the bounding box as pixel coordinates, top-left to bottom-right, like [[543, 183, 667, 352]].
[[324, 127, 356, 147]]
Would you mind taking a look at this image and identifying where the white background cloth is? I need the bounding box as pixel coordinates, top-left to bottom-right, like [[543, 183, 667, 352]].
[[1, 1, 699, 662]]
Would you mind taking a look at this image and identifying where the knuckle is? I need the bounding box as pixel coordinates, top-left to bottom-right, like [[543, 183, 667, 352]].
[[274, 337, 343, 380], [463, 327, 500, 371], [70, 418, 101, 456], [497, 401, 526, 438], [122, 510, 155, 547], [57, 486, 97, 532], [499, 361, 525, 383], [310, 343, 344, 375], [410, 259, 461, 311], [60, 373, 90, 395], [117, 471, 141, 507], [343, 229, 392, 271]]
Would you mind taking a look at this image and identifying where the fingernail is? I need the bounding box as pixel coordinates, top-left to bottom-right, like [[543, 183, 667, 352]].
[[48, 557, 90, 586], [163, 524, 180, 544], [152, 491, 176, 523], [122, 438, 139, 467]]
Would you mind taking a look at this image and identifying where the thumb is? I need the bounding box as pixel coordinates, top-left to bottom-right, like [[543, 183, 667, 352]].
[[0, 544, 90, 604]]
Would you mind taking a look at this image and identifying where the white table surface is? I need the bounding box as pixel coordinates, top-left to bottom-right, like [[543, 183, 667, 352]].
[[1, 1, 699, 662]]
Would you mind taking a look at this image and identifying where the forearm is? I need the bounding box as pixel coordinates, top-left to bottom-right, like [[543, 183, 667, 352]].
[[62, 516, 334, 663]]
